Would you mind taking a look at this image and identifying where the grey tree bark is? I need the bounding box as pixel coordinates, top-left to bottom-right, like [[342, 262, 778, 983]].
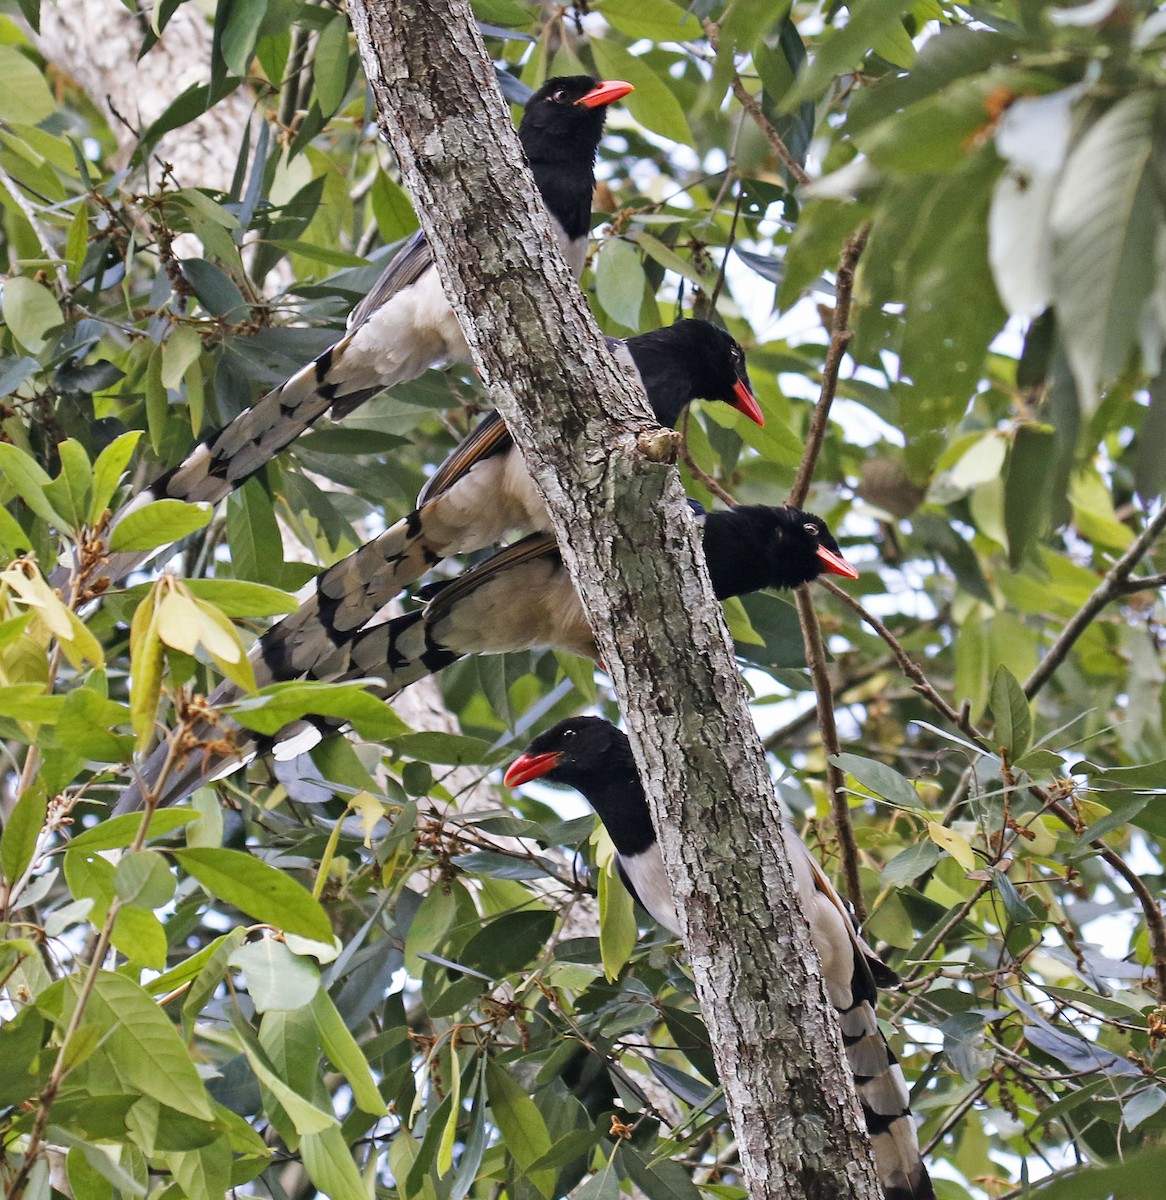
[[344, 3, 882, 1199]]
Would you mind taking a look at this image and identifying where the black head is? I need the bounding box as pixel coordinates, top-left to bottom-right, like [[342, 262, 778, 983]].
[[518, 76, 633, 167], [504, 716, 633, 791], [702, 505, 858, 599], [625, 320, 763, 427], [506, 717, 652, 852]]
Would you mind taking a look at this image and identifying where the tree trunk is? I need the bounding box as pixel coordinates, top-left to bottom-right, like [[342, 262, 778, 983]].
[[345, 3, 882, 1198]]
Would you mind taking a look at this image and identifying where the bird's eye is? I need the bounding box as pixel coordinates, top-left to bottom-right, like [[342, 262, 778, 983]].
[[803, 521, 819, 535], [562, 727, 576, 739], [552, 89, 567, 103]]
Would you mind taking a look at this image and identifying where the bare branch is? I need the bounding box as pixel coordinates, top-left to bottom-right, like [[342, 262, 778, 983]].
[[795, 586, 865, 921], [1024, 504, 1166, 698], [789, 224, 870, 508], [701, 20, 811, 189]]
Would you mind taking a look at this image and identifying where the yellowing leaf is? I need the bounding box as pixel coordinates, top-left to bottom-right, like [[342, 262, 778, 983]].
[[348, 791, 386, 848], [927, 821, 977, 871], [191, 597, 246, 664], [129, 588, 166, 749], [155, 588, 204, 656], [1, 561, 74, 639]]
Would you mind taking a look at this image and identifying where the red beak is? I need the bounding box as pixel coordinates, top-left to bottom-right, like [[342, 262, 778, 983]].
[[504, 751, 563, 787], [815, 545, 859, 580], [731, 379, 765, 427], [576, 80, 634, 109]]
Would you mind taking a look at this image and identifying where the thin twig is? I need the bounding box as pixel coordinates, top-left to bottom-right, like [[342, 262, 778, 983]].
[[762, 656, 895, 749], [1116, 570, 1166, 594], [709, 184, 745, 310], [789, 223, 870, 508], [701, 21, 811, 188], [795, 586, 865, 920], [1024, 505, 1166, 699], [678, 408, 738, 507]]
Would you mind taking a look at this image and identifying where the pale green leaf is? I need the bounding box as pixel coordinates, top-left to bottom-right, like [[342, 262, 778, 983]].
[[108, 499, 212, 552]]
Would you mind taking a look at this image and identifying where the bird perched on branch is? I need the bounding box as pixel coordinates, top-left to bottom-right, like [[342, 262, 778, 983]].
[[257, 319, 763, 680], [95, 75, 634, 587], [505, 716, 935, 1200], [113, 504, 855, 813]]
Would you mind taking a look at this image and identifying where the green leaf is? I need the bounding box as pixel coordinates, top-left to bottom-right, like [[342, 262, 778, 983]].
[[598, 853, 638, 980], [229, 1012, 335, 1136], [226, 478, 285, 584], [313, 14, 350, 117], [369, 171, 421, 242], [485, 1060, 556, 1198], [58, 1130, 147, 1198], [598, 0, 702, 41], [989, 665, 1033, 760], [164, 1135, 233, 1200], [178, 929, 248, 1039], [57, 687, 134, 762], [0, 46, 57, 124], [228, 680, 410, 741], [114, 850, 176, 910], [299, 1125, 371, 1200], [881, 840, 941, 885], [1050, 94, 1157, 412], [221, 0, 269, 75], [1030, 1146, 1166, 1200], [573, 1163, 620, 1200], [386, 730, 493, 764], [1, 782, 47, 884], [43, 439, 93, 533], [2, 275, 63, 355], [782, 0, 911, 109], [0, 441, 67, 525], [590, 39, 691, 145], [147, 578, 299, 617], [459, 909, 556, 976], [39, 971, 215, 1120], [829, 752, 924, 809], [66, 809, 198, 854], [160, 325, 203, 391], [173, 847, 334, 941], [310, 988, 385, 1115], [108, 498, 212, 552], [228, 935, 321, 1012], [90, 430, 144, 523], [595, 237, 644, 330], [181, 259, 249, 323], [1004, 424, 1056, 569]]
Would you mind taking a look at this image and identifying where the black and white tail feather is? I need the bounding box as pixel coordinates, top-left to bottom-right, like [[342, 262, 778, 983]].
[[214, 319, 759, 680], [113, 505, 855, 813], [86, 75, 631, 588], [504, 717, 934, 1200]]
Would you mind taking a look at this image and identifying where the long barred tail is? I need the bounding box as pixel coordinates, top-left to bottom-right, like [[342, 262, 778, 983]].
[[278, 514, 450, 666], [833, 950, 935, 1200], [90, 336, 382, 589]]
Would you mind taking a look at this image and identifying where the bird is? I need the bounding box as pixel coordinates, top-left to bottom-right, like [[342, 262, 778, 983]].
[[504, 716, 935, 1200], [113, 504, 857, 813], [94, 75, 634, 587], [253, 319, 764, 681]]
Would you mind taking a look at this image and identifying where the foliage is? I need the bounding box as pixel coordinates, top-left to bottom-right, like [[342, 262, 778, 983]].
[[1, 0, 1166, 1197]]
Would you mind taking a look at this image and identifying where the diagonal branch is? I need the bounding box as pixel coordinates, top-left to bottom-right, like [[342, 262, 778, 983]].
[[1023, 504, 1166, 699], [795, 586, 865, 921], [789, 224, 870, 509], [701, 20, 811, 189]]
